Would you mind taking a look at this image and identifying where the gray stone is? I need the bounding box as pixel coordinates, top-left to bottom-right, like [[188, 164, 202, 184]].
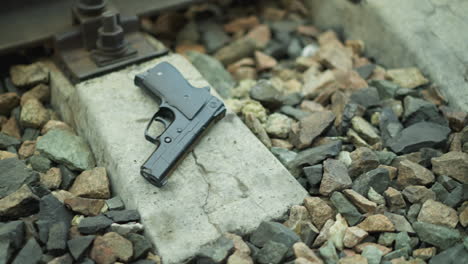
[[58, 164, 77, 190], [369, 80, 400, 99], [0, 133, 21, 149], [11, 238, 42, 264], [437, 175, 460, 191], [350, 87, 380, 108], [46, 222, 68, 255], [287, 140, 342, 176], [126, 233, 152, 260], [429, 243, 468, 264], [29, 155, 51, 173], [106, 196, 125, 211], [413, 222, 461, 250], [352, 168, 390, 195], [287, 38, 303, 59], [379, 108, 403, 147], [280, 92, 303, 106], [78, 215, 113, 235], [0, 240, 12, 264], [0, 158, 38, 199], [186, 51, 235, 99], [378, 233, 396, 247], [303, 164, 323, 186], [256, 240, 288, 264], [270, 147, 297, 166], [200, 21, 230, 53], [431, 182, 449, 202], [176, 21, 199, 45], [376, 151, 397, 166], [361, 245, 383, 264], [318, 241, 339, 264], [250, 221, 300, 248], [105, 210, 140, 224], [319, 159, 352, 196], [37, 194, 73, 243], [407, 203, 421, 224], [356, 64, 376, 80], [383, 212, 414, 233], [382, 248, 409, 262], [367, 187, 385, 205], [250, 80, 282, 108], [402, 185, 436, 204], [40, 254, 55, 264], [403, 96, 447, 126], [395, 87, 419, 99], [28, 180, 50, 198], [419, 148, 443, 168], [388, 122, 451, 154], [339, 103, 365, 133], [22, 128, 40, 142], [264, 40, 288, 60], [36, 129, 95, 171], [395, 232, 412, 252], [0, 220, 24, 249], [270, 20, 299, 34], [330, 192, 363, 226], [300, 223, 319, 247], [132, 260, 156, 264], [67, 235, 95, 261], [280, 105, 311, 120], [197, 236, 234, 264], [443, 184, 463, 207], [78, 258, 95, 264], [47, 55, 306, 264]]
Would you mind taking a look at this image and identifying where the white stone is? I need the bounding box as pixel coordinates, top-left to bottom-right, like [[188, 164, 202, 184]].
[[46, 54, 306, 264], [110, 222, 145, 236]]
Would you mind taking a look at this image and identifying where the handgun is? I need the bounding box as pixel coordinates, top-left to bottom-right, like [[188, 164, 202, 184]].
[[134, 62, 226, 187]]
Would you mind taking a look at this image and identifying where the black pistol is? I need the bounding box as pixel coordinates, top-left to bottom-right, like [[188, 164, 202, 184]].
[[134, 62, 226, 187]]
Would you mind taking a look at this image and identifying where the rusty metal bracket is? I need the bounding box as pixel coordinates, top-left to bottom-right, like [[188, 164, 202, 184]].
[[0, 0, 202, 55], [54, 0, 169, 84]]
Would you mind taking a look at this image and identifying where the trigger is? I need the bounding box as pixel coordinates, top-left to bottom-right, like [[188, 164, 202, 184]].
[[145, 115, 170, 144]]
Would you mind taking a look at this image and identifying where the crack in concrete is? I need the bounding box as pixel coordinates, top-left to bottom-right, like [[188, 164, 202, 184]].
[[232, 175, 249, 198], [191, 150, 222, 234]]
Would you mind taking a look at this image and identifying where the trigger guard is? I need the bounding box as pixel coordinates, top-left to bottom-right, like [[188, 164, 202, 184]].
[[144, 109, 173, 144]]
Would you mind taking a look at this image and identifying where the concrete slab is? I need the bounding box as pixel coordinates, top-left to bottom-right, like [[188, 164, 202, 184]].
[[46, 54, 307, 263], [305, 0, 468, 111]]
